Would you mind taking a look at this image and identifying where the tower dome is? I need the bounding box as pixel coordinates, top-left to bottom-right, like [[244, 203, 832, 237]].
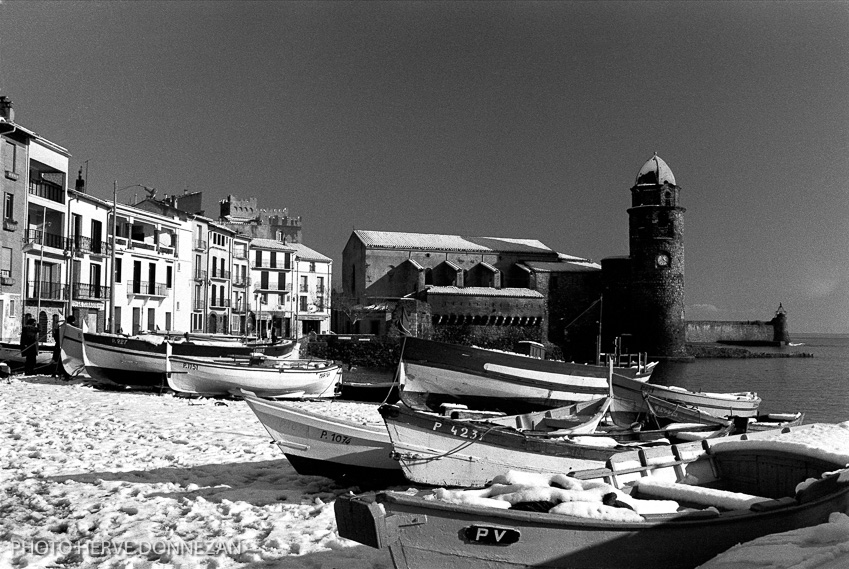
[[636, 153, 676, 186]]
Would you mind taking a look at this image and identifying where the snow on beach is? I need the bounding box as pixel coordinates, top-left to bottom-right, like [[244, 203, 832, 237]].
[[1, 374, 849, 569]]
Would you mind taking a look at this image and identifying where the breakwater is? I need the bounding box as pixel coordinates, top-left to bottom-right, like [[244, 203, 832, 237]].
[[686, 343, 813, 359]]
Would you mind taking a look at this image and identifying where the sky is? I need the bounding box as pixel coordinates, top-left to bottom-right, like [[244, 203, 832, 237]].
[[1, 1, 848, 333]]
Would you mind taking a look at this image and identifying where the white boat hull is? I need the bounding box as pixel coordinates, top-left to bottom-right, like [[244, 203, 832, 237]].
[[242, 395, 402, 483], [168, 356, 341, 398], [59, 323, 87, 377]]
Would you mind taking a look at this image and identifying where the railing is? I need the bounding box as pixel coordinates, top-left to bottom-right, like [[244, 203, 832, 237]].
[[29, 179, 64, 203], [158, 245, 175, 256], [231, 303, 247, 313], [194, 270, 207, 281], [299, 284, 309, 293], [232, 275, 249, 287], [3, 218, 17, 231], [210, 298, 231, 308], [130, 239, 156, 251], [233, 249, 247, 260], [26, 280, 67, 300], [253, 261, 292, 270], [126, 280, 167, 297], [70, 235, 109, 255], [72, 282, 110, 300], [193, 299, 205, 311], [114, 236, 129, 248], [210, 269, 230, 280], [24, 229, 67, 249], [255, 283, 292, 292], [193, 239, 207, 251]]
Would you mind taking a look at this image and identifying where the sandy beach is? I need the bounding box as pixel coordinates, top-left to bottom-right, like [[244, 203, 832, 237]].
[[2, 374, 848, 569]]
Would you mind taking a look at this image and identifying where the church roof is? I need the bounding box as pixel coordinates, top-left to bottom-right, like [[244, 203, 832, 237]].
[[636, 153, 676, 186], [353, 230, 553, 254]]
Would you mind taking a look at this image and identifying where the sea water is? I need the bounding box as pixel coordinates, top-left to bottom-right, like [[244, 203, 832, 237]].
[[652, 334, 849, 424]]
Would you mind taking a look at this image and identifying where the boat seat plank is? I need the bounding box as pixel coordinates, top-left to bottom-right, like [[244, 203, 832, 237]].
[[633, 479, 769, 510]]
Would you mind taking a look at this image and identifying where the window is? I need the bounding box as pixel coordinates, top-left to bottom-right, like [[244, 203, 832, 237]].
[[147, 308, 155, 331], [309, 262, 316, 272], [1, 247, 11, 276], [4, 193, 13, 220], [255, 250, 262, 267], [299, 296, 308, 312], [165, 312, 172, 331], [300, 275, 308, 293], [115, 258, 122, 283], [278, 272, 285, 291], [270, 252, 277, 268], [195, 254, 201, 278], [5, 141, 17, 173], [166, 266, 173, 288], [317, 276, 324, 294], [212, 257, 218, 277]]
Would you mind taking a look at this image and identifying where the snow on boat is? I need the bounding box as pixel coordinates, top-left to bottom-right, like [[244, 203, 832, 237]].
[[167, 353, 341, 399], [82, 331, 296, 388], [379, 399, 670, 488], [242, 394, 404, 486], [336, 431, 849, 569], [399, 337, 656, 414]]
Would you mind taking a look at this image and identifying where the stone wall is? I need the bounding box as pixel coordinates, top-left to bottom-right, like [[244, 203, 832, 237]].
[[686, 320, 780, 345]]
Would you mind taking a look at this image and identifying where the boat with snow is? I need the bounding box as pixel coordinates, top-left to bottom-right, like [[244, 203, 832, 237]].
[[167, 353, 341, 399], [242, 394, 403, 486], [82, 331, 295, 389], [378, 398, 708, 488], [336, 429, 849, 569]]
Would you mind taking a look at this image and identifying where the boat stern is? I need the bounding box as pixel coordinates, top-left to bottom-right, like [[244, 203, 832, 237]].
[[334, 493, 390, 549]]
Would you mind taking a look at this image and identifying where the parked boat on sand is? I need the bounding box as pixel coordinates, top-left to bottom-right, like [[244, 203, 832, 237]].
[[59, 322, 87, 377], [336, 432, 849, 569], [379, 400, 677, 488], [398, 337, 761, 419], [399, 337, 656, 414], [167, 353, 341, 398], [82, 331, 296, 388], [242, 394, 403, 486]]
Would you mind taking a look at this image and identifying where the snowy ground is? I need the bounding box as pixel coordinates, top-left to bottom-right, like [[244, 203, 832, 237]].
[[1, 374, 848, 569]]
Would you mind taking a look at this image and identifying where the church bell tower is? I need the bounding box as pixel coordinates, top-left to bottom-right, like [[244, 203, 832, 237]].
[[627, 154, 688, 359]]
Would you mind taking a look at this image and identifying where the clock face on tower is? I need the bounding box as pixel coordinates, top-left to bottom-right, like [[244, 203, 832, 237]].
[[656, 253, 670, 268]]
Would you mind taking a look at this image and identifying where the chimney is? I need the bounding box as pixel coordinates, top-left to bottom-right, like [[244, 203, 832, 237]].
[[75, 169, 86, 193], [0, 96, 14, 122]]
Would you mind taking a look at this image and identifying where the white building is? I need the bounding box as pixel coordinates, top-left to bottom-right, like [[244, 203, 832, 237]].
[[289, 242, 332, 338]]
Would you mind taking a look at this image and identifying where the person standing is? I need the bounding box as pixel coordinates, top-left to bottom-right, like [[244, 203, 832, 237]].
[[20, 318, 40, 376]]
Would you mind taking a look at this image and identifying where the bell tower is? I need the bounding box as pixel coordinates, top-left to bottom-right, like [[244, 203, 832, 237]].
[[627, 153, 688, 359]]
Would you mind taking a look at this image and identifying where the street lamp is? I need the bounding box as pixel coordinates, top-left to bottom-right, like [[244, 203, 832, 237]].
[[110, 181, 154, 334]]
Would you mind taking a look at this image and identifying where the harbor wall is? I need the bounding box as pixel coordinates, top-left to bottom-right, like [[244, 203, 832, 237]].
[[686, 317, 788, 346]]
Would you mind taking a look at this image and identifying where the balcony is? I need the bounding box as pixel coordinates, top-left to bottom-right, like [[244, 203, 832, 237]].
[[255, 283, 292, 293], [29, 179, 64, 204], [3, 218, 18, 232], [232, 275, 250, 287], [210, 298, 231, 308], [253, 261, 292, 270], [69, 235, 109, 256], [71, 282, 110, 301], [210, 269, 230, 280], [231, 303, 247, 313], [24, 229, 67, 250], [193, 299, 205, 311], [233, 249, 247, 260], [194, 270, 207, 281], [193, 239, 207, 251], [129, 239, 156, 252], [158, 244, 175, 256], [26, 280, 67, 301], [126, 280, 167, 297]]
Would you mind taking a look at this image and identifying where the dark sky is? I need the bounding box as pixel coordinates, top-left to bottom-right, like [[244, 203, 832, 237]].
[[2, 1, 848, 332]]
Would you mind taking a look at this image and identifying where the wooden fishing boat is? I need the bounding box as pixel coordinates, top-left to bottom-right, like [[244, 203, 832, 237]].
[[0, 341, 53, 372], [399, 337, 656, 414], [167, 353, 341, 398], [242, 394, 404, 486], [399, 337, 761, 418], [379, 400, 681, 488], [337, 365, 400, 403], [82, 331, 296, 388], [743, 411, 805, 432], [58, 322, 87, 377], [336, 433, 849, 569]]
